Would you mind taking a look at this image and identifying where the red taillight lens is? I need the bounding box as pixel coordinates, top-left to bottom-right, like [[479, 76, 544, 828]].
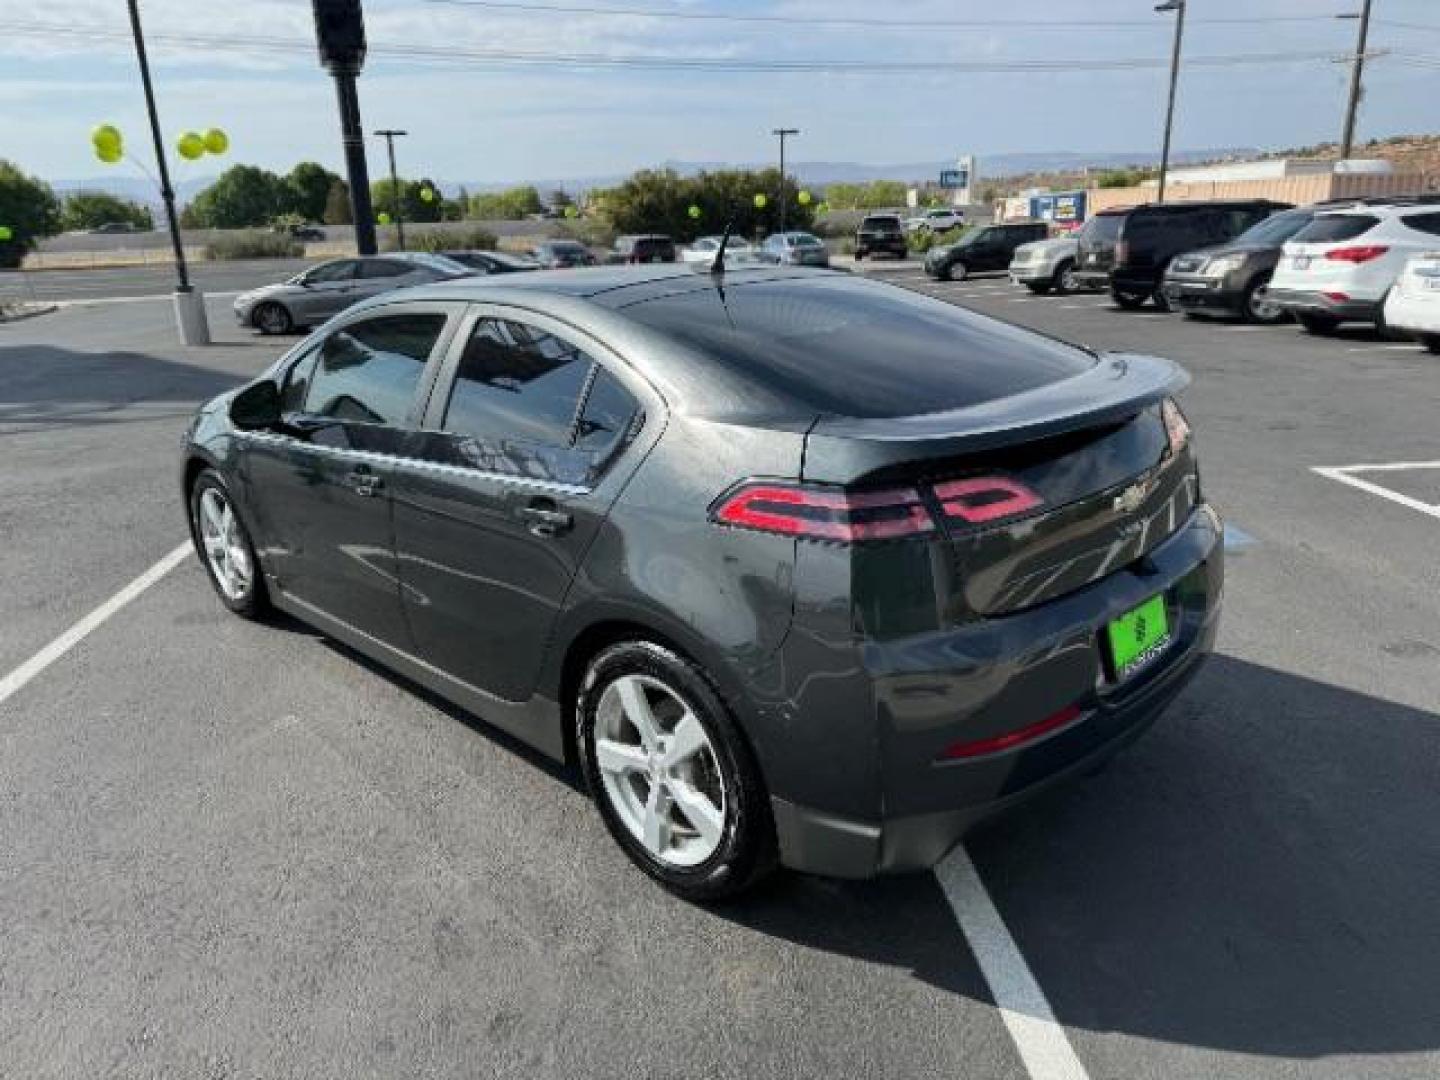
[[712, 484, 934, 541], [1322, 290, 1351, 303], [933, 477, 1042, 524], [1161, 397, 1191, 457], [1324, 245, 1390, 264], [937, 704, 1082, 761]]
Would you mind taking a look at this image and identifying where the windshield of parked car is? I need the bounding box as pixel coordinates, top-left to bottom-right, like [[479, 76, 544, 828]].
[[550, 241, 588, 254], [1230, 209, 1315, 246], [790, 233, 823, 248], [1290, 213, 1380, 244]]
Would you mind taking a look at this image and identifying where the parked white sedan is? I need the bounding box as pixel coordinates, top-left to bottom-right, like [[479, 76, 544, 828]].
[[1382, 252, 1440, 353], [680, 236, 757, 264]]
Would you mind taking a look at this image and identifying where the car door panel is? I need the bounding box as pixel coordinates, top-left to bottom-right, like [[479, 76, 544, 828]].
[[393, 307, 655, 703]]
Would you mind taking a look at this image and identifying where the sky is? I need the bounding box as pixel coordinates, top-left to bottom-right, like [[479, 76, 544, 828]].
[[2, 0, 1438, 186]]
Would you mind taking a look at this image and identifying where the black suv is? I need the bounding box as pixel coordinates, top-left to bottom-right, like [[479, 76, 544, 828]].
[[1075, 200, 1291, 309], [854, 214, 908, 260], [1160, 206, 1319, 324], [614, 235, 677, 264], [923, 221, 1047, 281]]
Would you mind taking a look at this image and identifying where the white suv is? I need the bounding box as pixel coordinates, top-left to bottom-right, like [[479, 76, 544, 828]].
[[905, 208, 965, 233], [1267, 201, 1440, 334]]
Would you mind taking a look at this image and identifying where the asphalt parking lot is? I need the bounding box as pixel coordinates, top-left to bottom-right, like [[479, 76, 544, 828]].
[[3, 267, 1439, 1079]]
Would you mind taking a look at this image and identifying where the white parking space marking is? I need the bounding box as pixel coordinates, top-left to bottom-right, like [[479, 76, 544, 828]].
[[937, 849, 1090, 1080], [1346, 344, 1419, 353], [1313, 462, 1440, 522], [56, 290, 244, 308], [0, 542, 192, 708]]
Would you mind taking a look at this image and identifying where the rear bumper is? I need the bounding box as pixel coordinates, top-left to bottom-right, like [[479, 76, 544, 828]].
[[771, 502, 1224, 878], [1266, 287, 1380, 321], [857, 238, 907, 255], [1163, 274, 1245, 315], [1384, 290, 1440, 334], [1072, 269, 1111, 289]]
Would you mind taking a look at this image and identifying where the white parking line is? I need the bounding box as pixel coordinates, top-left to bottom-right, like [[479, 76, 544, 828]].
[[0, 542, 192, 708], [937, 849, 1090, 1080], [55, 289, 244, 308], [1313, 462, 1440, 521], [1345, 344, 1419, 353]]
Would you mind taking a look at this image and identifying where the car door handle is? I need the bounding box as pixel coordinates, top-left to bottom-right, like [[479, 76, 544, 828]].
[[343, 469, 384, 497], [518, 502, 572, 537]]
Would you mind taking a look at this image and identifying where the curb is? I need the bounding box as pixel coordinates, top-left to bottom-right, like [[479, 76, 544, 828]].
[[0, 303, 58, 324]]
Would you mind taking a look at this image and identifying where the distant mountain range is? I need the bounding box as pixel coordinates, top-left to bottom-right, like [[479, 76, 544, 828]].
[[53, 147, 1259, 207]]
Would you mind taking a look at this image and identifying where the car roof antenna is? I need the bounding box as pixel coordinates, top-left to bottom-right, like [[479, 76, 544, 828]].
[[710, 215, 735, 278]]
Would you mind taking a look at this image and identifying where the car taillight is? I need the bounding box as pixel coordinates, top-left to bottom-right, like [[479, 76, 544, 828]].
[[1324, 245, 1390, 264], [1161, 398, 1191, 457], [712, 483, 934, 541], [937, 704, 1082, 761], [933, 477, 1043, 524]]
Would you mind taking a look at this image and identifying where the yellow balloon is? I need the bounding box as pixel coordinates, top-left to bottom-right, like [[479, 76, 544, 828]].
[[91, 124, 122, 152], [176, 131, 205, 161], [377, 211, 392, 225], [797, 190, 812, 205], [564, 205, 579, 218], [202, 128, 229, 155], [96, 143, 123, 165], [0, 226, 13, 241], [753, 193, 768, 209], [419, 187, 436, 203]]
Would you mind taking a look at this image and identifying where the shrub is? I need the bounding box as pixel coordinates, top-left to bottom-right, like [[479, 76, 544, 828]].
[[394, 226, 499, 253], [907, 225, 968, 254], [204, 231, 304, 260]]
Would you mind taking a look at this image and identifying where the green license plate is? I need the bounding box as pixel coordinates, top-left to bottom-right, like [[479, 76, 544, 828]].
[[1106, 594, 1172, 679]]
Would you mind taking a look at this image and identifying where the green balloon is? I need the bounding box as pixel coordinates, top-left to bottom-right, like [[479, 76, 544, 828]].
[[176, 131, 205, 161], [564, 205, 579, 218], [797, 190, 812, 205], [753, 193, 767, 209], [202, 128, 229, 155], [377, 211, 392, 225], [91, 124, 122, 152], [96, 143, 123, 165], [687, 205, 702, 220], [0, 226, 12, 241]]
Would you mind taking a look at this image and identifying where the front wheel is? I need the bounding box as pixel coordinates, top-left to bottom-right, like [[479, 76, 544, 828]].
[[1025, 281, 1052, 295], [190, 469, 267, 618], [1421, 335, 1440, 354], [577, 641, 776, 902], [1242, 276, 1287, 324], [1112, 290, 1149, 311], [939, 260, 967, 282]]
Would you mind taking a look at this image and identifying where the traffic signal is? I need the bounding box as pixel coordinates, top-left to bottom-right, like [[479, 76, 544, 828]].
[[313, 0, 366, 74]]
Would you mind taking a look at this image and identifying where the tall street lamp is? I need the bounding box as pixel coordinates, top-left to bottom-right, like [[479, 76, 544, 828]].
[[1337, 1, 1374, 160], [375, 129, 408, 251], [772, 127, 799, 233], [125, 0, 208, 344], [1154, 0, 1187, 204], [313, 0, 377, 255]]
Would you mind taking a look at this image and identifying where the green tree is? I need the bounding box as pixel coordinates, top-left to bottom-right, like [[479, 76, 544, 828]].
[[466, 185, 544, 220], [370, 176, 444, 225], [186, 165, 285, 228], [600, 167, 814, 242], [59, 191, 153, 232], [283, 161, 341, 222], [0, 160, 61, 267], [819, 180, 909, 210], [322, 180, 353, 225]]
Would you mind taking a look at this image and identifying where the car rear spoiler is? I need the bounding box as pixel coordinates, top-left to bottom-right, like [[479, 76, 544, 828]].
[[801, 353, 1188, 484]]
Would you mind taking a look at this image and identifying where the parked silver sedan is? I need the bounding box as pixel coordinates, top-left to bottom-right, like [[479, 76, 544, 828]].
[[233, 253, 473, 335]]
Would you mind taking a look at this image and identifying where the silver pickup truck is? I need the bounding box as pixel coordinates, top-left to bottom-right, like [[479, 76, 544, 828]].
[[1008, 236, 1082, 295]]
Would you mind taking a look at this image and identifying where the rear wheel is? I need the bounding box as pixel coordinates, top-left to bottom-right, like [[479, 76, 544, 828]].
[[1152, 289, 1173, 313], [1299, 313, 1340, 336], [1242, 276, 1287, 324], [576, 641, 776, 902], [253, 302, 293, 336], [1421, 335, 1440, 354], [1112, 290, 1149, 310]]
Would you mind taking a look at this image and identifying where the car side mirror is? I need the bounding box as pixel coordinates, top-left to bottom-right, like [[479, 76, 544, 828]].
[[229, 380, 282, 430]]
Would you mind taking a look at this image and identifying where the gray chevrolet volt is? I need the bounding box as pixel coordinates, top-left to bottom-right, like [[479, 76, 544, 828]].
[[232, 252, 473, 335], [182, 264, 1223, 900]]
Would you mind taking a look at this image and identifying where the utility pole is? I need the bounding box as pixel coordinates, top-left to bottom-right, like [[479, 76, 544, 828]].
[[126, 0, 208, 344], [772, 127, 799, 233], [375, 129, 408, 251], [1154, 0, 1187, 204], [313, 0, 377, 255], [1338, 0, 1374, 160]]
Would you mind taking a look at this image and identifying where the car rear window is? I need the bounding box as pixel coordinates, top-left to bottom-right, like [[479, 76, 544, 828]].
[[618, 276, 1094, 419], [1291, 214, 1378, 243], [862, 216, 901, 229], [1232, 208, 1314, 246], [1083, 214, 1125, 242]]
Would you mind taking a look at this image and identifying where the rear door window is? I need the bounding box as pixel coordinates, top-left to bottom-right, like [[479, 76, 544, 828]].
[[303, 312, 446, 425], [1292, 214, 1379, 243], [306, 260, 358, 284], [444, 319, 592, 448], [359, 259, 412, 279]]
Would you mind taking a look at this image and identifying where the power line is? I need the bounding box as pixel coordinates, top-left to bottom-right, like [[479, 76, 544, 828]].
[[2, 22, 1392, 74], [413, 0, 1353, 32]]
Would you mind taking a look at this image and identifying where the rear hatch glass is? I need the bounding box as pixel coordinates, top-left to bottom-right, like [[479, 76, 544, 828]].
[[1078, 213, 1125, 268], [861, 217, 902, 233], [1291, 214, 1378, 244]]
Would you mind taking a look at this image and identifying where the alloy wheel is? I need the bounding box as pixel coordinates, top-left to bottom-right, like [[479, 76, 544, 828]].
[[593, 674, 727, 869], [197, 487, 252, 602], [1058, 263, 1079, 293], [1247, 285, 1284, 323]]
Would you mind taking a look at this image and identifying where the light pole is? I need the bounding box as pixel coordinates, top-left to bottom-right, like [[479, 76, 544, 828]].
[[772, 127, 799, 233], [125, 0, 208, 344], [1337, 1, 1374, 160], [314, 0, 377, 255], [375, 128, 408, 251], [1154, 0, 1186, 204]]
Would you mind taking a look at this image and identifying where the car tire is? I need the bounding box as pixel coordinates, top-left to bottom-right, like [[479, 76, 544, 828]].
[[576, 640, 777, 902], [1241, 275, 1287, 325], [1152, 289, 1173, 313], [1025, 282, 1052, 295], [1421, 335, 1440, 354], [941, 261, 967, 282], [1112, 290, 1149, 311], [854, 251, 865, 261], [253, 302, 293, 336], [1053, 259, 1078, 294], [190, 469, 268, 619], [1299, 313, 1340, 336]]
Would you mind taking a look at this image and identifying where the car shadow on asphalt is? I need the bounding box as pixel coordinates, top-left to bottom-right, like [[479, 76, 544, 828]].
[[0, 344, 244, 433], [718, 653, 1440, 1062]]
